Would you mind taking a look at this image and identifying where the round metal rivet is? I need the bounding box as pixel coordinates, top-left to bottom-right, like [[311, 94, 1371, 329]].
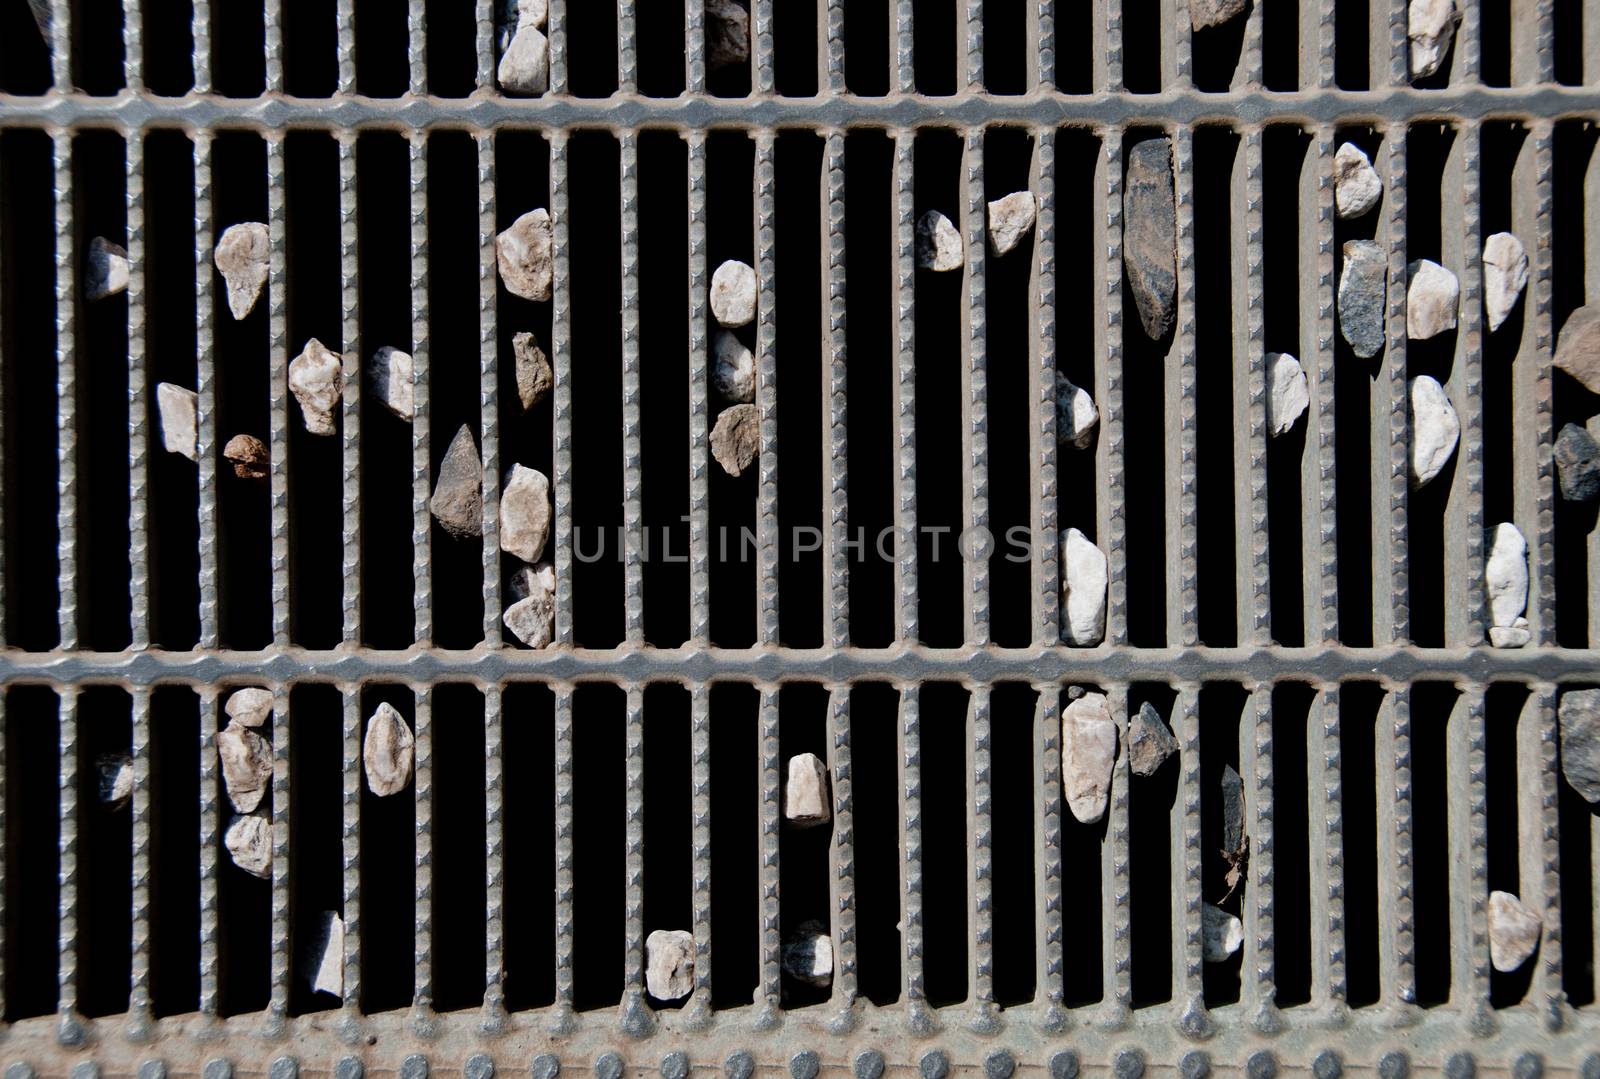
[[984, 1050, 1015, 1079], [792, 1051, 820, 1079], [202, 1060, 233, 1079], [1114, 1050, 1145, 1079], [1179, 1052, 1209, 1079], [920, 1050, 949, 1079], [1377, 1052, 1408, 1079], [139, 1062, 168, 1079], [1514, 1055, 1543, 1079], [72, 1064, 99, 1079], [597, 1054, 626, 1079], [854, 1051, 885, 1079], [1312, 1052, 1342, 1079], [1443, 1054, 1475, 1079], [269, 1058, 299, 1079], [662, 1053, 690, 1079], [399, 1055, 430, 1079], [334, 1057, 365, 1079], [1048, 1051, 1079, 1079], [466, 1055, 495, 1079], [1583, 1055, 1600, 1079], [725, 1052, 755, 1079], [1245, 1051, 1276, 1079], [4, 1066, 32, 1079]]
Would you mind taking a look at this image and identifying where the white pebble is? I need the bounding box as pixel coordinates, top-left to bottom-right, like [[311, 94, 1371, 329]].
[[1487, 890, 1541, 972], [986, 191, 1037, 257], [504, 561, 557, 648], [289, 338, 343, 436], [711, 260, 758, 328], [1485, 522, 1529, 635], [1060, 527, 1108, 646], [784, 752, 830, 827], [1408, 0, 1459, 80], [500, 463, 553, 564], [1055, 372, 1099, 450], [225, 687, 274, 729], [1062, 691, 1117, 825], [497, 24, 549, 95], [1265, 352, 1309, 437], [364, 702, 415, 798], [497, 209, 554, 302], [915, 210, 963, 272], [1483, 232, 1528, 332], [303, 910, 344, 998], [712, 330, 755, 404], [368, 345, 414, 421], [1406, 259, 1459, 341], [782, 920, 834, 987], [216, 725, 273, 814], [225, 813, 273, 879], [213, 222, 270, 321], [645, 929, 695, 1002], [156, 382, 199, 461], [1407, 375, 1459, 489], [1333, 143, 1382, 220]]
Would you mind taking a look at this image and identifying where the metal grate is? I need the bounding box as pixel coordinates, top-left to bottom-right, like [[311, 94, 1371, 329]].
[[2, 0, 1600, 1076]]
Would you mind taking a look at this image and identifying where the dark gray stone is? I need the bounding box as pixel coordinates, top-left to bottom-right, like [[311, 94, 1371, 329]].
[[1555, 423, 1600, 502], [1312, 1053, 1342, 1079], [1443, 1055, 1474, 1079], [725, 1053, 755, 1079], [431, 424, 484, 539], [854, 1052, 885, 1079], [1221, 764, 1245, 853], [596, 1056, 625, 1079], [661, 1053, 690, 1079], [1128, 701, 1178, 776], [984, 1050, 1015, 1079], [1246, 1053, 1277, 1079], [1178, 1053, 1209, 1079], [791, 1052, 820, 1079], [1114, 1050, 1145, 1079], [1338, 239, 1387, 358], [531, 1055, 560, 1079], [399, 1056, 429, 1079], [1377, 1053, 1408, 1079], [465, 1056, 495, 1079], [1190, 0, 1247, 29], [1560, 689, 1600, 803], [920, 1051, 949, 1079], [1123, 137, 1177, 341], [1048, 1052, 1079, 1079]]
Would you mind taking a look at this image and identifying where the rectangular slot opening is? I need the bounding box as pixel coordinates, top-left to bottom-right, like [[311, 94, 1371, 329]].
[[1199, 683, 1244, 1008], [913, 0, 957, 95], [1333, 0, 1368, 90], [709, 682, 758, 1008], [919, 682, 969, 1007], [642, 683, 692, 1008], [850, 682, 903, 1006], [1262, 1, 1300, 90], [1479, 0, 1511, 86], [1340, 681, 1381, 1007], [708, 0, 753, 97], [150, 687, 200, 1017], [568, 0, 620, 97], [78, 687, 132, 1018], [1480, 123, 1527, 552], [3, 686, 59, 1020], [502, 682, 556, 1012], [1409, 682, 1454, 1006], [571, 682, 624, 1012], [283, 0, 337, 97], [432, 683, 487, 1013], [1486, 682, 1534, 1007], [636, 0, 685, 97], [426, 0, 482, 97], [354, 0, 411, 96], [1056, 129, 1103, 578], [0, 2, 51, 94], [356, 686, 416, 1014], [212, 0, 266, 97], [1272, 682, 1315, 1007], [1120, 0, 1162, 94], [1058, 686, 1103, 1008], [775, 5, 817, 99], [1553, 0, 1583, 85], [1128, 683, 1177, 1009], [991, 682, 1037, 1007], [778, 683, 831, 1008], [287, 683, 343, 1017], [845, 0, 890, 95], [982, 0, 1029, 94], [216, 692, 270, 1018], [1191, 10, 1248, 92]]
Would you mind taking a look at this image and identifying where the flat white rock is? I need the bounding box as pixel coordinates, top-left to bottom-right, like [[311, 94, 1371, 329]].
[[1407, 375, 1459, 489], [364, 702, 415, 797], [1333, 143, 1382, 220], [156, 382, 199, 461], [711, 260, 758, 328], [782, 920, 834, 987], [915, 210, 963, 271], [225, 813, 272, 879], [1487, 890, 1541, 972], [303, 910, 344, 998], [1408, 0, 1459, 80], [497, 209, 553, 302], [504, 561, 557, 648], [86, 236, 130, 301], [1483, 232, 1529, 332], [213, 222, 270, 320], [1489, 618, 1531, 649], [1406, 259, 1459, 340], [1060, 527, 1108, 646], [712, 330, 756, 404], [645, 929, 696, 1002], [1202, 903, 1244, 963], [1062, 691, 1117, 825], [784, 752, 830, 826], [1485, 521, 1529, 631], [1055, 372, 1099, 450], [216, 725, 273, 814], [289, 338, 343, 436], [497, 24, 549, 95], [987, 191, 1037, 257], [369, 345, 414, 421], [1265, 353, 1309, 437], [500, 463, 553, 563], [225, 687, 274, 729]]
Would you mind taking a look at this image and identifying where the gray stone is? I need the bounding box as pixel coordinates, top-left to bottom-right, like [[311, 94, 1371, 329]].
[[1062, 691, 1116, 824], [157, 382, 199, 461], [1128, 702, 1177, 777], [289, 338, 343, 436], [1221, 764, 1245, 853], [1123, 138, 1177, 341], [916, 210, 962, 272], [503, 562, 556, 649], [226, 687, 273, 729], [1489, 620, 1530, 649], [1408, 375, 1459, 489], [1056, 372, 1099, 450], [1189, 0, 1247, 29], [1406, 259, 1459, 340], [1559, 689, 1600, 803], [224, 812, 272, 878], [1556, 423, 1600, 502], [214, 222, 270, 320], [711, 260, 758, 328], [1265, 352, 1309, 437], [707, 0, 750, 71], [711, 403, 759, 477], [1557, 305, 1600, 394], [369, 345, 414, 421], [431, 425, 484, 539], [782, 920, 834, 987], [514, 332, 553, 410], [302, 910, 344, 998], [1485, 522, 1529, 633], [224, 434, 268, 481], [1333, 143, 1382, 220], [1488, 890, 1540, 971], [784, 752, 830, 826], [364, 702, 414, 797], [987, 191, 1037, 257], [1409, 0, 1459, 80], [1201, 902, 1244, 962], [500, 464, 553, 563], [497, 209, 553, 302], [1338, 240, 1386, 358], [712, 331, 756, 404], [96, 753, 133, 808], [645, 929, 695, 1002], [1061, 527, 1108, 646], [497, 24, 548, 95], [86, 236, 130, 301], [1483, 232, 1528, 331], [216, 725, 272, 813]]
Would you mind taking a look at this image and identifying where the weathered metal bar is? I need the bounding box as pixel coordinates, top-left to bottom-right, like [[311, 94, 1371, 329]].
[[687, 683, 713, 1025], [1445, 687, 1490, 1022], [1033, 128, 1060, 645], [961, 128, 990, 646], [968, 685, 995, 1032], [1100, 683, 1131, 1023], [267, 134, 290, 647], [754, 0, 775, 94], [412, 687, 435, 1024], [195, 132, 220, 649], [551, 686, 576, 1031], [892, 133, 919, 643], [688, 132, 710, 643], [824, 131, 849, 649], [687, 0, 706, 94], [1306, 684, 1342, 1008], [1241, 684, 1278, 1027], [341, 687, 363, 1022], [192, 0, 211, 92], [57, 686, 82, 1043], [127, 685, 153, 1035], [757, 685, 781, 1023], [1301, 128, 1337, 646], [410, 133, 433, 645], [267, 689, 291, 1025], [265, 0, 284, 93], [621, 132, 645, 645], [1235, 129, 1270, 645], [1375, 130, 1408, 644], [478, 132, 502, 645], [340, 133, 362, 646], [49, 0, 69, 90], [894, 0, 914, 93], [198, 687, 221, 1017], [408, 0, 427, 94], [1443, 122, 1485, 646], [128, 132, 150, 651], [1032, 684, 1065, 1029], [548, 0, 567, 95], [828, 685, 858, 1023], [620, 685, 650, 1033], [618, 0, 637, 93], [899, 683, 931, 1033], [551, 132, 574, 645], [825, 0, 845, 94], [475, 0, 494, 91], [1525, 685, 1564, 1030], [483, 684, 506, 1028], [55, 129, 78, 651], [755, 133, 780, 646], [1173, 125, 1198, 646], [1171, 684, 1206, 1025], [1098, 128, 1127, 645], [1375, 685, 1415, 1006]]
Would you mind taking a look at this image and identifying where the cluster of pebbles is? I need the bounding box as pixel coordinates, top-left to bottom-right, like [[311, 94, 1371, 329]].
[[709, 259, 761, 478]]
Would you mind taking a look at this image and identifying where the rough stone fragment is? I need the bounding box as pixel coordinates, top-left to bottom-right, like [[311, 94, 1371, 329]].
[[503, 0, 547, 28], [1265, 353, 1309, 437], [1408, 375, 1460, 489], [504, 561, 556, 649], [224, 434, 269, 480], [216, 725, 273, 814], [497, 24, 549, 95], [1489, 620, 1531, 649], [225, 687, 274, 729], [1055, 372, 1099, 450], [96, 753, 134, 809], [289, 338, 343, 436], [86, 236, 130, 301], [364, 702, 415, 798], [645, 929, 696, 1002], [1062, 692, 1117, 825], [916, 210, 963, 272], [156, 382, 199, 461], [1060, 527, 1108, 646], [1201, 903, 1244, 962], [782, 920, 834, 987], [1487, 890, 1541, 972], [1408, 0, 1460, 80], [513, 331, 553, 410], [368, 345, 413, 421], [1333, 143, 1382, 220], [1482, 232, 1528, 332], [1555, 306, 1600, 395], [1555, 423, 1600, 503], [431, 425, 484, 539], [711, 403, 759, 477], [1406, 259, 1459, 341], [986, 192, 1038, 257], [1485, 522, 1529, 632], [497, 209, 554, 302], [1338, 240, 1387, 358], [213, 222, 270, 321], [500, 463, 553, 563], [784, 752, 830, 826], [706, 0, 750, 71], [225, 813, 272, 878], [1220, 765, 1245, 855], [302, 910, 344, 998], [1123, 138, 1178, 341], [1189, 0, 1247, 30], [1127, 702, 1178, 778], [1559, 689, 1600, 803], [712, 331, 756, 404], [711, 260, 758, 328]]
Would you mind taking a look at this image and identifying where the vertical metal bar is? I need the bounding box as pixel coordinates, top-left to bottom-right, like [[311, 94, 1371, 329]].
[[1169, 0, 1189, 88], [1375, 685, 1415, 1005], [1098, 0, 1121, 91], [551, 686, 577, 1031], [1446, 688, 1490, 1022], [264, 0, 285, 91], [899, 684, 932, 1033], [1528, 126, 1556, 645], [337, 0, 357, 94], [408, 0, 427, 94], [1033, 129, 1061, 645], [962, 128, 990, 645], [410, 134, 433, 645], [551, 133, 575, 645], [267, 134, 291, 647], [1241, 685, 1278, 1026], [128, 685, 153, 1035], [55, 129, 78, 650], [620, 685, 651, 1033], [1452, 0, 1479, 84], [1239, 0, 1263, 86], [757, 686, 782, 1023], [618, 0, 637, 92], [824, 131, 850, 649], [1237, 130, 1271, 644], [1306, 0, 1334, 87], [548, 0, 568, 94], [894, 0, 914, 92], [827, 685, 858, 1021], [1376, 131, 1408, 644], [755, 134, 780, 645], [49, 0, 70, 90], [621, 133, 645, 644], [121, 0, 142, 88], [1302, 128, 1338, 645], [1444, 123, 1486, 646], [687, 0, 706, 93], [824, 0, 845, 94], [688, 132, 711, 643], [1100, 684, 1131, 1023], [1305, 685, 1342, 1008], [969, 685, 997, 1031], [483, 684, 506, 1028], [1171, 685, 1206, 1024], [128, 132, 150, 650], [1032, 685, 1065, 1029], [341, 687, 363, 1020], [268, 690, 291, 1025], [1098, 128, 1127, 644], [476, 0, 495, 90], [412, 687, 435, 1021], [1173, 126, 1199, 646], [340, 134, 362, 646], [1376, 0, 1406, 86], [754, 0, 775, 93], [1037, 0, 1055, 87], [686, 683, 713, 1026], [479, 133, 502, 645], [892, 134, 919, 643], [199, 687, 221, 1017], [1524, 685, 1565, 1029], [192, 0, 211, 91], [964, 0, 983, 88], [195, 132, 220, 649], [57, 687, 81, 1042]]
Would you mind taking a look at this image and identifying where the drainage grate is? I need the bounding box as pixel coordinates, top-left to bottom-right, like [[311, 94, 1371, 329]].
[[2, 0, 1600, 1076]]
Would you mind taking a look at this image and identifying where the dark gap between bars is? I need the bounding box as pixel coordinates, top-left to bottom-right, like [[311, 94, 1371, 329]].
[[1552, 0, 1583, 86], [502, 682, 557, 1012], [1485, 682, 1534, 1008], [150, 686, 201, 1018], [912, 128, 965, 649], [982, 0, 1028, 94], [919, 682, 969, 1007], [216, 694, 270, 1018], [1060, 681, 1106, 1007], [1265, 126, 1310, 647], [568, 0, 620, 98], [844, 0, 890, 96], [212, 132, 273, 651], [709, 682, 759, 1009], [432, 682, 488, 1013], [0, 0, 50, 95], [1191, 14, 1248, 94], [1333, 0, 1369, 91], [77, 686, 133, 1018], [1557, 685, 1599, 1007], [850, 682, 903, 1007], [3, 686, 60, 1021], [1262, 2, 1300, 92], [637, 1, 686, 97], [642, 683, 693, 1010], [1057, 4, 1093, 93], [283, 0, 337, 97], [1121, 0, 1162, 94], [287, 683, 343, 1017], [1479, 123, 1527, 545], [776, 0, 818, 95], [73, 0, 125, 95], [76, 130, 133, 651], [1198, 682, 1244, 1008], [991, 683, 1038, 1007], [913, 0, 957, 95], [144, 0, 197, 95], [1128, 682, 1177, 1009], [212, 0, 267, 97], [1194, 127, 1241, 648], [1339, 681, 1382, 1007], [778, 682, 831, 1009], [354, 0, 411, 97], [572, 682, 625, 1012], [427, 0, 482, 98], [1479, 0, 1511, 87], [357, 685, 417, 1015], [1408, 681, 1454, 1007], [1272, 681, 1314, 1007], [1056, 130, 1101, 555]]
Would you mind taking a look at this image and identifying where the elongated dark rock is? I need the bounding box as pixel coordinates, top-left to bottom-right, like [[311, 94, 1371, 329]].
[[1123, 137, 1177, 342], [1338, 240, 1386, 358]]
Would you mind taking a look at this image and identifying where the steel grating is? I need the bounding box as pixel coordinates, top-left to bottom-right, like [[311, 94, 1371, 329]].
[[1, 0, 1600, 1076]]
